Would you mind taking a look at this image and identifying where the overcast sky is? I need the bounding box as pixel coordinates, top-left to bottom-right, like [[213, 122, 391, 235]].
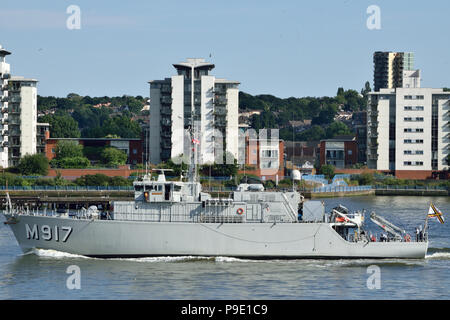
[[1, 0, 449, 98]]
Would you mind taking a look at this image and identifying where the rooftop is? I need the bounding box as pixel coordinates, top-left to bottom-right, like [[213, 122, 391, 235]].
[[0, 44, 11, 56], [173, 58, 215, 70], [10, 76, 38, 82]]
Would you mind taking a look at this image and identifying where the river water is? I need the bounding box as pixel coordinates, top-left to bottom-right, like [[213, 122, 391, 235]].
[[0, 196, 449, 300]]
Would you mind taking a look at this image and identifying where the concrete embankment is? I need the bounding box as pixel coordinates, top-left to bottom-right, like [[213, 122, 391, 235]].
[[303, 189, 375, 199], [0, 189, 134, 208], [374, 188, 449, 197]]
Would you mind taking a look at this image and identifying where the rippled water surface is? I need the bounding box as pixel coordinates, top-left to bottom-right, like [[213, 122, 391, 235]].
[[1, 196, 449, 300]]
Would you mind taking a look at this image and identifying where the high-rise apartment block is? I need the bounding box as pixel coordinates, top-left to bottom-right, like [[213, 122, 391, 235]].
[[0, 44, 49, 168], [149, 58, 239, 165], [8, 77, 49, 166], [0, 45, 11, 168], [367, 88, 450, 178], [373, 52, 420, 91]]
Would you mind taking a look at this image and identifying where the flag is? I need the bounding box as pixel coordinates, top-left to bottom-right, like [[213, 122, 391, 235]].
[[428, 203, 445, 224]]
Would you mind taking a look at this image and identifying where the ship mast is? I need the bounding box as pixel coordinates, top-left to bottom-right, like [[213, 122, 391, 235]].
[[188, 62, 199, 183]]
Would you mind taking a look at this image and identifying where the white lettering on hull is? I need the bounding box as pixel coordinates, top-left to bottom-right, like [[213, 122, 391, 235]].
[[25, 224, 72, 242]]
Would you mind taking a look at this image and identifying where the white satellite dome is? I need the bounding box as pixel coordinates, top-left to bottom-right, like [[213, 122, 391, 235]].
[[291, 169, 301, 181]]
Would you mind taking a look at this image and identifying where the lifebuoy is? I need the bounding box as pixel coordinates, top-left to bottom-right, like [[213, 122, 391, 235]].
[[236, 208, 244, 215], [404, 234, 411, 242]]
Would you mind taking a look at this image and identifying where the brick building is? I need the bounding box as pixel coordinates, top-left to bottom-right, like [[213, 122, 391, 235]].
[[319, 136, 358, 169], [46, 137, 143, 165]]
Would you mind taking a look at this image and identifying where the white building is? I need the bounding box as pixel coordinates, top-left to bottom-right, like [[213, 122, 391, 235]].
[[0, 45, 49, 168], [149, 58, 239, 165], [0, 45, 11, 168], [367, 87, 450, 178], [8, 77, 49, 166]]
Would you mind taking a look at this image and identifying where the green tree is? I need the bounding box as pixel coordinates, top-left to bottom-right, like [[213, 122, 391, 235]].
[[296, 125, 326, 141], [325, 121, 352, 138], [319, 164, 335, 180], [51, 140, 90, 169], [39, 114, 81, 138], [74, 174, 110, 186], [53, 157, 90, 169], [55, 140, 83, 159], [100, 147, 128, 166], [200, 152, 238, 177], [16, 154, 49, 176]]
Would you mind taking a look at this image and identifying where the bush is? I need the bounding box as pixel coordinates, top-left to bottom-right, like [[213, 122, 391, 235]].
[[101, 147, 128, 167], [51, 156, 90, 169], [318, 164, 335, 180], [16, 154, 49, 176]]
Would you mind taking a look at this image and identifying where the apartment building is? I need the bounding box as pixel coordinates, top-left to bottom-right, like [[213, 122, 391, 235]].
[[0, 45, 11, 168], [319, 136, 358, 169], [46, 137, 143, 165], [149, 58, 239, 165], [243, 135, 285, 181], [367, 88, 450, 179], [373, 52, 418, 91]]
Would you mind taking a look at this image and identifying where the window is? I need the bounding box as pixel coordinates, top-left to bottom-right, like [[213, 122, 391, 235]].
[[404, 117, 424, 122], [404, 161, 423, 166], [133, 149, 137, 155], [261, 150, 278, 158], [404, 139, 423, 144], [404, 150, 423, 155], [404, 106, 424, 111], [404, 128, 424, 133], [404, 95, 424, 100]]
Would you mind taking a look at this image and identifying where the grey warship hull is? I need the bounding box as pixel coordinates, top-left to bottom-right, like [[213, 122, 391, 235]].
[[4, 213, 428, 259]]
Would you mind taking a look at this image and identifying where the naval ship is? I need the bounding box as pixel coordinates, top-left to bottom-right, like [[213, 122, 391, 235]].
[[2, 159, 429, 259]]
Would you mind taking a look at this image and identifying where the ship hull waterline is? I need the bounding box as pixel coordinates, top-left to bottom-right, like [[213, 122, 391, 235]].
[[3, 214, 428, 259]]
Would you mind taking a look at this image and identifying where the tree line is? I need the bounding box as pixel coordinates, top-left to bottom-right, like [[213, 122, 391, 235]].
[[37, 93, 146, 139], [242, 82, 371, 141]]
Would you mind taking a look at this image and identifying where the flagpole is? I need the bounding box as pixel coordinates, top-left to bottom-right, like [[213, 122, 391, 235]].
[[424, 202, 431, 242]]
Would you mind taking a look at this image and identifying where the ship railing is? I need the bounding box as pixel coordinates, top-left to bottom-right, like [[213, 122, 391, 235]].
[[11, 208, 108, 220], [0, 186, 134, 191], [112, 212, 247, 223]]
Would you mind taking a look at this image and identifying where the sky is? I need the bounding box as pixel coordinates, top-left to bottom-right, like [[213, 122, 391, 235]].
[[1, 0, 450, 98]]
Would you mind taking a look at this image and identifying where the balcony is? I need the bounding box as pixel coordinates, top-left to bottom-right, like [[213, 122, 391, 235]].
[[214, 120, 227, 127], [160, 140, 172, 149], [213, 107, 227, 116], [160, 118, 172, 127], [0, 96, 8, 102], [214, 96, 227, 105], [214, 87, 226, 95], [161, 86, 171, 94], [160, 96, 172, 105], [9, 96, 21, 103], [8, 119, 20, 126], [160, 107, 171, 115], [1, 73, 11, 80], [161, 130, 171, 138]]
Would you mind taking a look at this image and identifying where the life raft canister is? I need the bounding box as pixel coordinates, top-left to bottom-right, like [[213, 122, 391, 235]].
[[236, 208, 244, 215]]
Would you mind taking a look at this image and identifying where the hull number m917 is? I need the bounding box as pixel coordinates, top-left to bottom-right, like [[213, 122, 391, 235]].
[[25, 224, 72, 242]]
